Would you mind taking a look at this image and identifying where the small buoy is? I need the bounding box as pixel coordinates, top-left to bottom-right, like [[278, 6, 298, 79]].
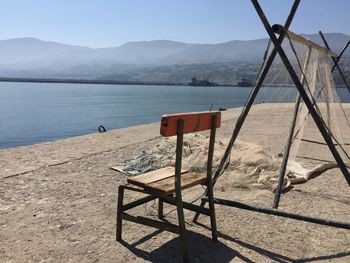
[[98, 125, 106, 133]]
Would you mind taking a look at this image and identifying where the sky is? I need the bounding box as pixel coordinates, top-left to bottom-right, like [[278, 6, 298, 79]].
[[0, 0, 349, 48]]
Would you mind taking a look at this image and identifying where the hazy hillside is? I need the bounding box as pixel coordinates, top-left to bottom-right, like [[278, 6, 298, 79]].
[[96, 40, 194, 64], [0, 38, 93, 69], [0, 33, 349, 84], [305, 33, 350, 49]]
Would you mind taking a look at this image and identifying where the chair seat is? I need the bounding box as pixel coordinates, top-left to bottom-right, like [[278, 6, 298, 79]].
[[127, 166, 207, 194]]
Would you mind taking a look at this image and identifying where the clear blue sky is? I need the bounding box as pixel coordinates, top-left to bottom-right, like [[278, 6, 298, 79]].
[[0, 0, 349, 48]]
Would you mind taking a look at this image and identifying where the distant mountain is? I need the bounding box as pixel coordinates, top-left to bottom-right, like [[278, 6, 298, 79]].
[[96, 40, 194, 64], [0, 38, 92, 69], [0, 33, 349, 82]]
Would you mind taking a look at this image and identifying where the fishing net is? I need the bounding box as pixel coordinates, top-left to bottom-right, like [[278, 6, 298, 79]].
[[115, 134, 226, 176], [113, 134, 283, 190], [112, 30, 350, 192], [213, 30, 350, 191]]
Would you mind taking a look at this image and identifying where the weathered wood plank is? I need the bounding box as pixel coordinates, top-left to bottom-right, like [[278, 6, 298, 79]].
[[145, 172, 207, 194], [127, 166, 187, 187], [160, 111, 221, 137]]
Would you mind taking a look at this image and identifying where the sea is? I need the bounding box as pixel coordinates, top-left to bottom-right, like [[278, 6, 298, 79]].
[[0, 82, 349, 149]]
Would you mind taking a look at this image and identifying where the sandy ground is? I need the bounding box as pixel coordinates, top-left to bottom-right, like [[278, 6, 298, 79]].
[[1, 103, 350, 263]]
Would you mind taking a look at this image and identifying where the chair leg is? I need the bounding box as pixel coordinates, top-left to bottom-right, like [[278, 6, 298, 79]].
[[158, 198, 164, 219], [175, 196, 189, 263], [207, 183, 218, 241], [116, 185, 125, 241]]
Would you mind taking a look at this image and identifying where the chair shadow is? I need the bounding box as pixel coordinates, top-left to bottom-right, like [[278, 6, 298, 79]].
[[118, 225, 350, 262], [119, 229, 253, 262]]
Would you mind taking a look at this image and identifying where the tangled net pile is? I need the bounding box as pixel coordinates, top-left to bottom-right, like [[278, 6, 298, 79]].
[[114, 134, 345, 191]]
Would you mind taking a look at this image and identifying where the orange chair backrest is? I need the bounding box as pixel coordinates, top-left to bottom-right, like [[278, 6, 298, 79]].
[[160, 111, 221, 137]]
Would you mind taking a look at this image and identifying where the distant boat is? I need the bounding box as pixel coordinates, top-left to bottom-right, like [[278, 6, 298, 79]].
[[189, 75, 217, 86], [237, 77, 253, 87]]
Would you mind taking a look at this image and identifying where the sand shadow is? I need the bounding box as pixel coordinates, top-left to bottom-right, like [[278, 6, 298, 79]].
[[218, 231, 296, 262], [218, 231, 350, 263], [119, 229, 253, 262], [119, 228, 350, 262], [294, 251, 350, 262]]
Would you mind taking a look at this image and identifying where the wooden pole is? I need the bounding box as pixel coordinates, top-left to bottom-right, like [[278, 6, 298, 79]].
[[319, 31, 350, 95], [251, 0, 350, 186], [174, 119, 189, 263], [203, 196, 350, 230], [192, 0, 301, 222], [314, 40, 350, 100], [116, 185, 125, 241], [206, 115, 218, 241], [331, 40, 350, 72], [211, 1, 300, 185]]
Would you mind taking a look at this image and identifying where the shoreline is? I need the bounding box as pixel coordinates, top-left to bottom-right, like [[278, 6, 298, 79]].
[[2, 103, 350, 180], [2, 77, 348, 88], [0, 106, 244, 180], [0, 77, 244, 87], [2, 101, 350, 151], [0, 104, 243, 151]]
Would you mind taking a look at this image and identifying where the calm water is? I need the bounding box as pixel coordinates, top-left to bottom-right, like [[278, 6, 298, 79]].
[[0, 82, 349, 149]]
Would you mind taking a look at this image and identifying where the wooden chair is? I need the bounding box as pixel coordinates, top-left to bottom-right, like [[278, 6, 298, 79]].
[[116, 111, 221, 262]]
